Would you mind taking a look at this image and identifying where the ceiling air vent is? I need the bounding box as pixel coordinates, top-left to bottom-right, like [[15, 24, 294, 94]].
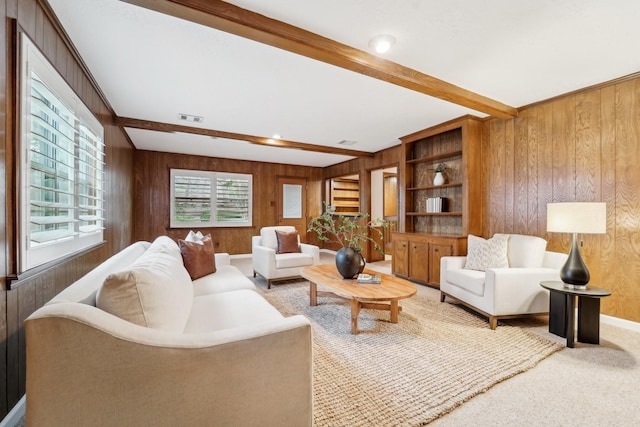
[[337, 140, 358, 146], [178, 113, 204, 123]]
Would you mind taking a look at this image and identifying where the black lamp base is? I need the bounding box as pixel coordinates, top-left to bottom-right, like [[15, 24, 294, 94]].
[[560, 233, 590, 287]]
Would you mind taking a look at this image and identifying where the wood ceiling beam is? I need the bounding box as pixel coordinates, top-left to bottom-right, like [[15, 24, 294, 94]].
[[114, 116, 375, 157], [121, 0, 518, 119]]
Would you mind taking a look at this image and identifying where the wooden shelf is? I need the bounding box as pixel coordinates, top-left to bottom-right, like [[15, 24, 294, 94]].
[[400, 115, 482, 236], [407, 183, 462, 191], [406, 150, 462, 165], [406, 212, 462, 217]]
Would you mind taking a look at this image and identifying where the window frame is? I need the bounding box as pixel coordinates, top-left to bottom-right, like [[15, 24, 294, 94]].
[[170, 168, 253, 228], [19, 33, 105, 273]]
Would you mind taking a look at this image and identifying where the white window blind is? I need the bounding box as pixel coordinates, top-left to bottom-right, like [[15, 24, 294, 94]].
[[20, 34, 104, 272], [170, 169, 252, 228]]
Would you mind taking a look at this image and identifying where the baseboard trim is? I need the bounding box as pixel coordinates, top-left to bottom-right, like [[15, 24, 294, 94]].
[[601, 314, 640, 333], [0, 395, 25, 427]]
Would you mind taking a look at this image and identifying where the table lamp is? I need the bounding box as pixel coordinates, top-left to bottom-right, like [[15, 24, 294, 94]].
[[546, 202, 606, 288]]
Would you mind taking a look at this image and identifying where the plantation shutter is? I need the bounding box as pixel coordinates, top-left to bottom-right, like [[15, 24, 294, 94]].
[[21, 32, 105, 272], [172, 173, 213, 225], [170, 170, 252, 228], [215, 174, 251, 224]]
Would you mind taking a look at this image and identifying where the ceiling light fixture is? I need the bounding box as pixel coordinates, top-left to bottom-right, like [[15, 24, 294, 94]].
[[368, 34, 395, 54], [272, 133, 281, 140]]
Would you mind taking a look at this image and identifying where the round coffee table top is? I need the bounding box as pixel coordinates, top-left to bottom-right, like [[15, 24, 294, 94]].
[[301, 264, 416, 301]]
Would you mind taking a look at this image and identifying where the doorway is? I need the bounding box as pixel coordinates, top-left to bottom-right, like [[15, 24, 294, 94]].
[[370, 166, 398, 259], [277, 177, 308, 241]]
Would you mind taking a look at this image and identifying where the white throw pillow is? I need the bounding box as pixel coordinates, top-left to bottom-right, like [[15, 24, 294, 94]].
[[185, 230, 205, 245], [464, 234, 510, 271], [96, 236, 193, 332]]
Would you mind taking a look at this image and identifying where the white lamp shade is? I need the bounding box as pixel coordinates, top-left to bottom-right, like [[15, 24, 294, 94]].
[[547, 202, 607, 234]]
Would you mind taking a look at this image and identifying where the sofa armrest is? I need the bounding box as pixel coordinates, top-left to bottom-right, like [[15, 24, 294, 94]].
[[440, 256, 467, 289], [214, 252, 231, 266], [26, 303, 312, 426], [300, 243, 320, 264], [485, 267, 562, 314], [252, 244, 277, 276]]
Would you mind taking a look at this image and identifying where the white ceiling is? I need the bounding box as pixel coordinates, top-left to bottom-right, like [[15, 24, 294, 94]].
[[47, 0, 640, 167]]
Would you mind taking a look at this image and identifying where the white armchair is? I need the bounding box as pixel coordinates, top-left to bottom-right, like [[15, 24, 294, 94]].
[[252, 226, 320, 288], [440, 233, 567, 329]]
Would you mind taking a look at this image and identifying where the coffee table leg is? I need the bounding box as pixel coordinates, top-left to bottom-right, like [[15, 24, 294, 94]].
[[390, 299, 399, 323], [351, 299, 361, 334], [310, 281, 317, 306]]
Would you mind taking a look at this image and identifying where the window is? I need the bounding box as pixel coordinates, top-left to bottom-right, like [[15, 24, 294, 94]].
[[19, 34, 104, 272], [170, 169, 252, 228]]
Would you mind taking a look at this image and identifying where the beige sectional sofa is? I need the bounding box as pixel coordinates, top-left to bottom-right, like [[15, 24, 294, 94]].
[[25, 236, 312, 427]]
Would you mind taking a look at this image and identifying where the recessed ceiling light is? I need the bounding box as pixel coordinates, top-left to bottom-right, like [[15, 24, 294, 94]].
[[178, 113, 204, 123], [272, 133, 282, 140], [369, 34, 396, 54]]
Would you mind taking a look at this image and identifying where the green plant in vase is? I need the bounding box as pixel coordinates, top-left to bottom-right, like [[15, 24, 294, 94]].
[[308, 206, 388, 279]]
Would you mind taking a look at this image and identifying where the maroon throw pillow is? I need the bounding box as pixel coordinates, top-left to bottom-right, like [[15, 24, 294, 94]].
[[275, 230, 301, 254], [178, 234, 216, 280]]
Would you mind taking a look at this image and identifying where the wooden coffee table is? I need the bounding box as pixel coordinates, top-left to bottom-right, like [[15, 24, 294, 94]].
[[300, 264, 417, 334]]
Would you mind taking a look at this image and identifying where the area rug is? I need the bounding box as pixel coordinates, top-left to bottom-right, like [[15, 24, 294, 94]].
[[256, 281, 563, 426]]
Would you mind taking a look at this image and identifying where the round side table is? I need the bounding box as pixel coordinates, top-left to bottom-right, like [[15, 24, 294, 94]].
[[540, 281, 611, 348]]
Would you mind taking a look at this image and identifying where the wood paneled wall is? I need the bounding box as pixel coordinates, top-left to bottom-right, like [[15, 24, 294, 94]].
[[483, 76, 640, 323], [133, 150, 323, 254], [0, 0, 135, 418]]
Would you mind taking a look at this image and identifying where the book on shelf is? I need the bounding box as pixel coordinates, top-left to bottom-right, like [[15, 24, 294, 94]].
[[426, 197, 447, 213], [357, 273, 382, 284]]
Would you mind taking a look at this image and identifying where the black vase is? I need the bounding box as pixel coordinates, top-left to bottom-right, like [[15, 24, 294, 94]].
[[335, 247, 366, 279]]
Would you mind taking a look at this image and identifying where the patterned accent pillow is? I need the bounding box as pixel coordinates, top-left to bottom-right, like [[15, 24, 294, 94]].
[[464, 234, 510, 271]]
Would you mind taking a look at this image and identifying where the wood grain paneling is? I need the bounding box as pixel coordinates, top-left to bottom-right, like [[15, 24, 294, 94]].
[[485, 77, 640, 323], [1, 0, 135, 418], [133, 150, 323, 254]]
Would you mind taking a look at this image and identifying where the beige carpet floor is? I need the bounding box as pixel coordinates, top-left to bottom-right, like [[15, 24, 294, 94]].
[[239, 254, 640, 426], [254, 275, 562, 426]]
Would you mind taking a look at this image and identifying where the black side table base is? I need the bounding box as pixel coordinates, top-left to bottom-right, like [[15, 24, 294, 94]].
[[540, 281, 610, 348]]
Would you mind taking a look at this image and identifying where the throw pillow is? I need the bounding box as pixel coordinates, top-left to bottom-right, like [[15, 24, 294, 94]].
[[179, 234, 217, 279], [464, 234, 510, 271], [275, 230, 301, 254], [96, 236, 193, 332], [185, 230, 205, 245]]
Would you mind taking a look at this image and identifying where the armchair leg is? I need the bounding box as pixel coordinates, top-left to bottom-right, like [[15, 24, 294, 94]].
[[253, 271, 256, 277], [440, 292, 446, 303], [489, 316, 498, 330], [267, 279, 272, 289]]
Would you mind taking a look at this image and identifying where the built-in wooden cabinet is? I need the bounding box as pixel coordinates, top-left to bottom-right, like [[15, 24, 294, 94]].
[[392, 233, 467, 286], [393, 116, 482, 288]]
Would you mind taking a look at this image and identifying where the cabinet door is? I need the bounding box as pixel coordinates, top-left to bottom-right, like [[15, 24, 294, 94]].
[[393, 239, 409, 277], [409, 241, 429, 283], [428, 243, 454, 286]]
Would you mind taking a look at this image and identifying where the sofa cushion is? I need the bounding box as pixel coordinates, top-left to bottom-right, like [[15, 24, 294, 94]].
[[96, 236, 193, 332], [179, 235, 216, 279], [447, 268, 487, 297], [497, 233, 547, 268], [260, 226, 296, 250], [184, 289, 284, 333], [275, 230, 301, 254], [192, 265, 256, 296], [275, 253, 314, 269], [464, 234, 509, 271]]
